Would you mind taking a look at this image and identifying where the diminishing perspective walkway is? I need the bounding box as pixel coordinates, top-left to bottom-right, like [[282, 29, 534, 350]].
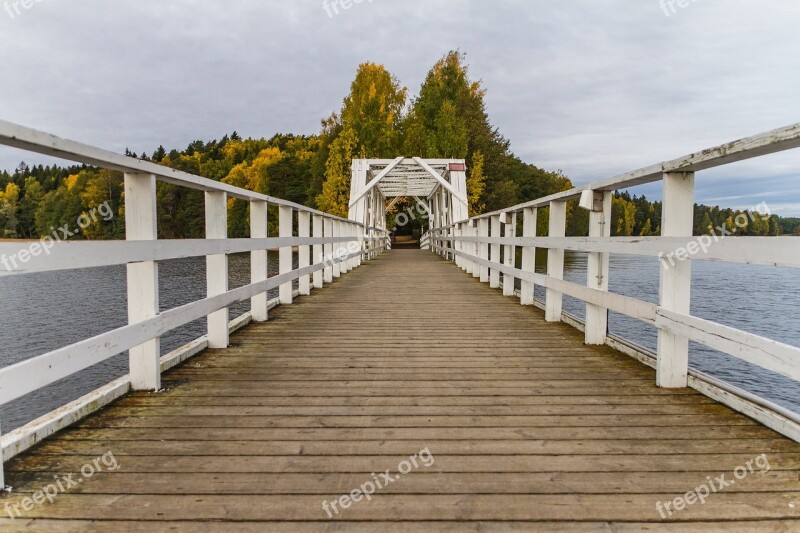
[[2, 249, 800, 531]]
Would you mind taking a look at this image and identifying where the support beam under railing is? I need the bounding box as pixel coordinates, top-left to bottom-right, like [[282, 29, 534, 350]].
[[657, 171, 695, 388], [279, 206, 293, 304], [585, 192, 612, 344], [126, 172, 161, 390], [313, 215, 324, 289], [503, 213, 517, 297], [545, 201, 567, 322], [250, 200, 269, 322], [298, 211, 311, 296], [520, 207, 537, 305], [490, 215, 501, 289], [206, 191, 229, 349]]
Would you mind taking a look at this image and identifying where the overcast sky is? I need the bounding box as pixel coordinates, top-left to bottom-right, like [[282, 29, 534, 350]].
[[1, 0, 798, 214]]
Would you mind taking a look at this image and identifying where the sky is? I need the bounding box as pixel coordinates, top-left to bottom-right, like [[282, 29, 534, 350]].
[[1, 0, 798, 215]]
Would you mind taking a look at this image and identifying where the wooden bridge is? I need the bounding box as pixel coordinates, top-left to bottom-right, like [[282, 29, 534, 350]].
[[1, 121, 800, 530]]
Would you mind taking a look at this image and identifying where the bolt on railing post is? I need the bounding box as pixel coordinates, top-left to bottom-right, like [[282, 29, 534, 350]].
[[312, 215, 324, 289], [490, 215, 501, 289], [478, 218, 490, 283], [298, 211, 311, 296], [520, 207, 537, 305], [657, 171, 695, 388], [250, 200, 269, 322], [585, 192, 612, 344], [205, 191, 229, 349], [279, 206, 293, 305], [503, 213, 517, 296], [125, 172, 161, 390], [545, 201, 567, 322], [323, 218, 334, 283]]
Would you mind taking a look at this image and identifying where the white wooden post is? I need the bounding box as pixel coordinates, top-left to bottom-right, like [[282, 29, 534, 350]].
[[250, 200, 268, 322], [521, 207, 537, 305], [657, 171, 695, 388], [298, 211, 311, 296], [279, 205, 293, 305], [340, 222, 350, 275], [503, 213, 517, 296], [312, 214, 324, 289], [471, 222, 480, 279], [125, 172, 160, 390], [455, 223, 463, 269], [585, 192, 612, 344], [545, 201, 566, 322], [324, 218, 334, 283], [332, 220, 342, 278], [479, 218, 489, 282], [205, 191, 229, 349], [490, 215, 501, 288]]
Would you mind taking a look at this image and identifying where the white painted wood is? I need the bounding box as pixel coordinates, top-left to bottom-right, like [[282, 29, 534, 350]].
[[503, 213, 517, 296], [520, 207, 537, 305], [0, 120, 361, 224], [442, 246, 658, 324], [324, 218, 334, 283], [0, 235, 378, 277], [413, 157, 469, 204], [585, 192, 611, 345], [545, 201, 566, 322], [313, 215, 324, 288], [468, 122, 800, 217], [348, 156, 403, 208], [298, 211, 311, 295], [657, 308, 800, 382], [478, 218, 489, 282], [656, 171, 695, 388], [250, 200, 268, 322], [205, 191, 229, 349], [490, 215, 501, 289], [125, 172, 161, 391], [279, 206, 293, 304], [332, 220, 342, 278]]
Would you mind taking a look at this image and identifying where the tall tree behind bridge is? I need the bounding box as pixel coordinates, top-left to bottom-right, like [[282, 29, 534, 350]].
[[316, 63, 407, 217]]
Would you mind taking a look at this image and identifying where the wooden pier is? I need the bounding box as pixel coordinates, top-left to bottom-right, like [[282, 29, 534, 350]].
[[2, 249, 799, 530]]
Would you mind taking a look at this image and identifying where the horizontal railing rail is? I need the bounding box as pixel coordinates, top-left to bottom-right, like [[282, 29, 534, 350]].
[[426, 122, 800, 442], [0, 121, 390, 486]]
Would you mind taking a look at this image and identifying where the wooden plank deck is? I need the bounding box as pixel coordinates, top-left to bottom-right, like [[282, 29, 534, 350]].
[[2, 249, 800, 531]]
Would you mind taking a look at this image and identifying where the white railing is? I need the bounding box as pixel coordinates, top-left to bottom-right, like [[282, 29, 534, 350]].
[[428, 123, 800, 442], [420, 231, 431, 250], [0, 120, 390, 485]]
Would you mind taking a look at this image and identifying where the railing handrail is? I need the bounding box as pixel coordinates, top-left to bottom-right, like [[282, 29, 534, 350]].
[[425, 123, 800, 444], [0, 121, 391, 485], [0, 119, 358, 225], [464, 122, 800, 221]]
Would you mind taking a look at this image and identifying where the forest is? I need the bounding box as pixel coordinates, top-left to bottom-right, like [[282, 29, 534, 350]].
[[0, 51, 797, 240]]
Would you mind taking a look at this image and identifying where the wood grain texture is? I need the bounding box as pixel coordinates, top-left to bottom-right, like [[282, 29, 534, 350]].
[[3, 249, 799, 530]]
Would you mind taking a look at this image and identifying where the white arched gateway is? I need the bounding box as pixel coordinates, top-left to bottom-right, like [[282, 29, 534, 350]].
[[347, 158, 469, 239]]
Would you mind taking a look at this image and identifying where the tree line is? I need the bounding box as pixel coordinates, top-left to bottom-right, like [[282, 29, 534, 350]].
[[1, 50, 798, 240]]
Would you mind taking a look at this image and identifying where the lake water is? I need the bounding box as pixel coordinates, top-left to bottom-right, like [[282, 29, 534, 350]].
[[1, 250, 798, 431]]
